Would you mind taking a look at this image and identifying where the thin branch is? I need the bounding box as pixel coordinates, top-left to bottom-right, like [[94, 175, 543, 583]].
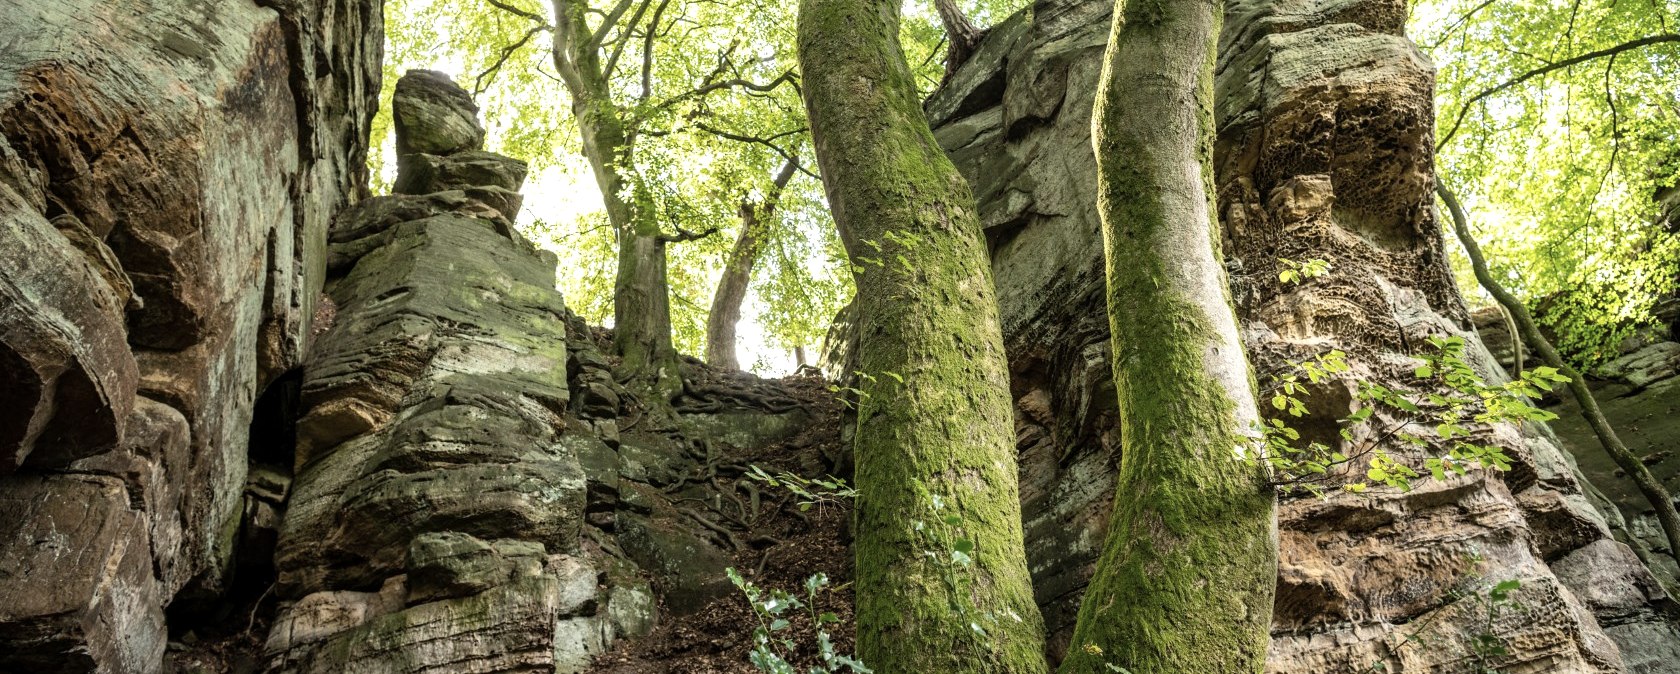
[[1593, 52, 1622, 205], [689, 120, 818, 179], [658, 224, 722, 243], [602, 0, 656, 79], [588, 0, 637, 49], [1437, 34, 1680, 151], [474, 24, 549, 95], [654, 70, 797, 114], [486, 0, 548, 23], [638, 0, 677, 107], [1427, 0, 1498, 50], [1438, 181, 1680, 566]]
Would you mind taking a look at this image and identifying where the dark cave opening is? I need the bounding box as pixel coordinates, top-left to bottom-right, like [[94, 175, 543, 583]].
[[165, 368, 301, 652]]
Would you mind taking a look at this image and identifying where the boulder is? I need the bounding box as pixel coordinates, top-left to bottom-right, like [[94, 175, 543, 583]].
[[392, 70, 486, 156]]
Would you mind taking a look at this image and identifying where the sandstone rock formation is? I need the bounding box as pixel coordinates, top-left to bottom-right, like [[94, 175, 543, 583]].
[[1475, 299, 1680, 593], [3, 0, 1677, 671], [0, 0, 379, 669], [929, 0, 1680, 671], [263, 69, 820, 674]]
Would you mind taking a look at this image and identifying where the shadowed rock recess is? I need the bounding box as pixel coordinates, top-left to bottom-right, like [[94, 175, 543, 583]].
[[929, 0, 1680, 671], [3, 0, 1678, 672], [0, 0, 379, 669]]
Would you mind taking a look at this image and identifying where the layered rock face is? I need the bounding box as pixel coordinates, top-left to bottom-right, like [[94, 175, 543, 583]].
[[262, 70, 817, 674], [0, 0, 379, 670], [931, 0, 1680, 670], [1475, 299, 1680, 592], [263, 70, 619, 673]]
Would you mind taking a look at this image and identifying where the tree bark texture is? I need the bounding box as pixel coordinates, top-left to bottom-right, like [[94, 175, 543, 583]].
[[798, 0, 1050, 670], [1057, 0, 1278, 671], [705, 158, 799, 370], [551, 0, 679, 391]]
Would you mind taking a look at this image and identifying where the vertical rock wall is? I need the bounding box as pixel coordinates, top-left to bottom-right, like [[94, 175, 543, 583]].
[[1214, 0, 1677, 669], [0, 0, 380, 670], [930, 0, 1680, 670]]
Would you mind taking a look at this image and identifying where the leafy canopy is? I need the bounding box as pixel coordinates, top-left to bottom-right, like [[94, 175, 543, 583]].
[[1412, 0, 1680, 366]]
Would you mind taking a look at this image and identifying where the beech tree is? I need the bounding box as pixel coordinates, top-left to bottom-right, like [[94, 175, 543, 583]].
[[1416, 0, 1680, 365], [706, 157, 800, 369], [797, 0, 1049, 670], [1056, 0, 1277, 670]]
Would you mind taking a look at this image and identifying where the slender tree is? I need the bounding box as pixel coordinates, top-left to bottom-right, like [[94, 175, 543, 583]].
[[1440, 183, 1680, 564], [797, 0, 1049, 670], [477, 0, 805, 394], [705, 157, 800, 370], [1057, 0, 1277, 670]]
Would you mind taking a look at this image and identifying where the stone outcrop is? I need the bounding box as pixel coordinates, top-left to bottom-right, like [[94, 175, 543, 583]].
[[0, 0, 380, 670], [1475, 299, 1680, 594], [929, 0, 1680, 670], [262, 70, 817, 674]]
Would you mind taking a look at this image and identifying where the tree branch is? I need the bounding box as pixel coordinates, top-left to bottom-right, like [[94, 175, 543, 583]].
[[689, 120, 817, 179], [486, 0, 548, 24], [1427, 0, 1497, 50], [658, 224, 721, 243], [474, 24, 550, 95], [1437, 181, 1680, 566], [602, 0, 656, 79], [1437, 34, 1680, 151], [588, 0, 638, 49], [638, 0, 677, 107], [655, 69, 797, 114]]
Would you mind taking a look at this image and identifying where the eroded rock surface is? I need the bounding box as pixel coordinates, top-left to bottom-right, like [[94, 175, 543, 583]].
[[264, 70, 820, 674], [929, 0, 1680, 670], [0, 0, 379, 670]]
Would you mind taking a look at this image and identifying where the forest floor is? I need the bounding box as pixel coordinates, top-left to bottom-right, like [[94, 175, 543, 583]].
[[590, 367, 857, 674]]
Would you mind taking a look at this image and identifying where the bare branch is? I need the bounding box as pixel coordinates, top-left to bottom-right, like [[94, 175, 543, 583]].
[[689, 120, 815, 178], [653, 70, 798, 115], [1426, 0, 1497, 50], [658, 224, 721, 243]]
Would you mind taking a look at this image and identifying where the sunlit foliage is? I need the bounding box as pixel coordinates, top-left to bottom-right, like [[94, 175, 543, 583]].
[[1414, 0, 1680, 366]]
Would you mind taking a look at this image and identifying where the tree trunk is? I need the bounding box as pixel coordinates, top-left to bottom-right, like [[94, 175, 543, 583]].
[[705, 158, 799, 371], [933, 0, 984, 79], [1440, 183, 1680, 565], [797, 0, 1049, 671], [551, 0, 679, 393], [1056, 0, 1277, 671]]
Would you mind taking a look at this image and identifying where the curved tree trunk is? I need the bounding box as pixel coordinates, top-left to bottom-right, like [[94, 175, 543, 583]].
[[1057, 0, 1277, 671], [705, 158, 799, 370], [797, 0, 1049, 671], [551, 0, 680, 394], [1440, 183, 1680, 565]]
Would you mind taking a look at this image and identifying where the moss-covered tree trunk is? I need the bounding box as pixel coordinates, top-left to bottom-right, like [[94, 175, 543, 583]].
[[1056, 0, 1277, 671], [705, 157, 799, 370], [797, 0, 1049, 671], [551, 0, 679, 392]]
